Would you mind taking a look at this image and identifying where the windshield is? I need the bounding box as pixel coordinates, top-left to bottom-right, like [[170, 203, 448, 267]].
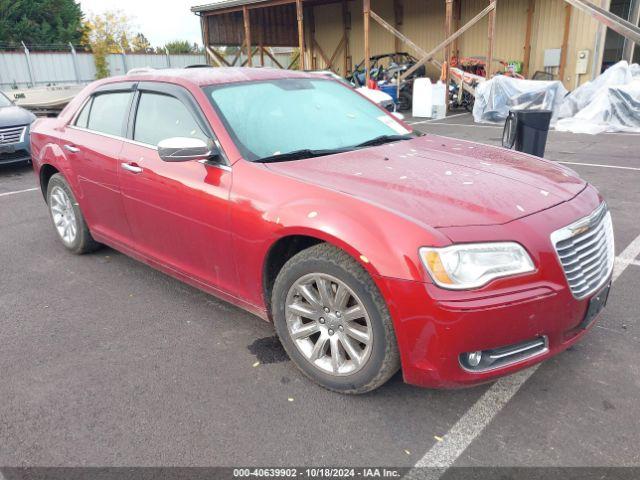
[[0, 92, 12, 107], [204, 78, 411, 161]]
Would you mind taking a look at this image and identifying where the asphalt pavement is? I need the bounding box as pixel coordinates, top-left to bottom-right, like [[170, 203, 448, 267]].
[[1, 113, 639, 471]]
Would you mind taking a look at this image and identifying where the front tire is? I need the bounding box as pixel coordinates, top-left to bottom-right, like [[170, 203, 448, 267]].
[[46, 173, 101, 254], [272, 243, 400, 394]]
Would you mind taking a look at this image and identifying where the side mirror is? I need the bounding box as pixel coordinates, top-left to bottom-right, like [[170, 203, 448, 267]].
[[391, 111, 405, 121], [157, 137, 218, 162]]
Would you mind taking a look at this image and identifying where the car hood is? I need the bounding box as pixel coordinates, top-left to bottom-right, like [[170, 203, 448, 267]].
[[265, 134, 586, 228], [0, 105, 36, 127]]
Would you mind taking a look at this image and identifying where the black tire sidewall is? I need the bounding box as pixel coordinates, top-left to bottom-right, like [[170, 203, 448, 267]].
[[273, 254, 390, 393], [46, 174, 85, 253]]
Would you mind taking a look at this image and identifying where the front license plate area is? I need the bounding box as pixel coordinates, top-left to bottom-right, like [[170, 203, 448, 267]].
[[580, 282, 611, 329], [0, 144, 16, 154]]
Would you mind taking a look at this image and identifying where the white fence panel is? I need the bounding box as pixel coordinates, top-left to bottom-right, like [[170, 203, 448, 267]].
[[168, 54, 207, 67], [1, 50, 296, 90], [76, 53, 97, 82], [0, 52, 31, 88], [106, 54, 127, 77], [31, 52, 78, 85], [123, 53, 170, 71]]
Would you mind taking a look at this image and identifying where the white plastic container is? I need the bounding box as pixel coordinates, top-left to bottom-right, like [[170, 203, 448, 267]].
[[431, 81, 447, 119], [412, 78, 433, 118]]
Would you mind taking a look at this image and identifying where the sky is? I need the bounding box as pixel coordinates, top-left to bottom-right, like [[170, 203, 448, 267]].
[[79, 0, 207, 48]]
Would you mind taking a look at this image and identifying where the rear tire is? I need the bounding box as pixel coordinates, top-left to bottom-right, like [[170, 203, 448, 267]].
[[46, 173, 101, 254], [272, 243, 400, 394], [398, 91, 412, 112]]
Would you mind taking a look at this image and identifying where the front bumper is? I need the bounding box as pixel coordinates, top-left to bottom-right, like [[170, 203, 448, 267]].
[[377, 274, 607, 388], [0, 147, 31, 164], [0, 132, 31, 165], [376, 185, 610, 388]]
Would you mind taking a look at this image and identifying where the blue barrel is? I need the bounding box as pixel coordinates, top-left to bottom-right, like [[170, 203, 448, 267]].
[[379, 84, 398, 104]]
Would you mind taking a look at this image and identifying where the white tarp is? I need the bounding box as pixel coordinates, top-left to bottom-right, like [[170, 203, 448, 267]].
[[471, 61, 640, 134], [555, 61, 640, 134], [472, 75, 568, 124]]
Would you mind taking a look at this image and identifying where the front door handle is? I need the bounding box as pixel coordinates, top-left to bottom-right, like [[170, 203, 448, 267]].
[[121, 162, 143, 174], [64, 144, 80, 153]]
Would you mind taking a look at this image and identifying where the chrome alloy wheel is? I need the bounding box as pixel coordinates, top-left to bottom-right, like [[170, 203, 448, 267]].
[[285, 273, 373, 376], [49, 186, 78, 246]]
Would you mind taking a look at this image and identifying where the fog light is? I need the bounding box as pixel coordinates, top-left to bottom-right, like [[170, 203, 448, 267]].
[[467, 351, 482, 367]]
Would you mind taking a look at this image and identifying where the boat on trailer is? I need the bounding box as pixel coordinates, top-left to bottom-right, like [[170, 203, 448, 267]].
[[2, 84, 84, 116]]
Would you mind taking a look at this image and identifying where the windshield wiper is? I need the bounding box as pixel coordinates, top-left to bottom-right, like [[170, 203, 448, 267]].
[[255, 134, 415, 163], [354, 134, 413, 148], [255, 148, 348, 163]]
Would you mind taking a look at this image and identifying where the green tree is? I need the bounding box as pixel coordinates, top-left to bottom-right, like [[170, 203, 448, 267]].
[[131, 33, 152, 53], [162, 40, 195, 55], [84, 10, 134, 78], [0, 0, 86, 47]]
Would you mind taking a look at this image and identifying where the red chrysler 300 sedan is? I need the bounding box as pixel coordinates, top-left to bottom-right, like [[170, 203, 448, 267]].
[[30, 68, 614, 393]]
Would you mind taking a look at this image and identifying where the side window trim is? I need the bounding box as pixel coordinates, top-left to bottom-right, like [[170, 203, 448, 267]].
[[71, 95, 93, 128], [129, 81, 229, 165], [69, 81, 138, 136]]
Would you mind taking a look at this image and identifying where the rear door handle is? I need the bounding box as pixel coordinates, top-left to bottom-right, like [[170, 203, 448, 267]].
[[121, 162, 143, 174], [64, 144, 80, 153]]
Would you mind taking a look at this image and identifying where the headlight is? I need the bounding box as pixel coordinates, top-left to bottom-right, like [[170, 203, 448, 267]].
[[419, 242, 535, 290]]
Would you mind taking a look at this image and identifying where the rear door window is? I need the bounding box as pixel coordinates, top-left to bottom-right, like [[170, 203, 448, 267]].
[[86, 92, 133, 137], [133, 92, 206, 147]]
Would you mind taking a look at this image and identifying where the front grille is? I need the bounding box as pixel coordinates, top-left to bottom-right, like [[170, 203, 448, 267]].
[[551, 202, 614, 299], [0, 125, 27, 145]]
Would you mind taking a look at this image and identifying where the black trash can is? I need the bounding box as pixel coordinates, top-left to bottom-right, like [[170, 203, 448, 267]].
[[502, 109, 552, 158]]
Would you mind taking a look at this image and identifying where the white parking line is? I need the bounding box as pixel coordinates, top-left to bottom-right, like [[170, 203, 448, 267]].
[[408, 113, 470, 125], [614, 234, 640, 277], [411, 232, 640, 477], [0, 187, 38, 197], [416, 122, 640, 136], [418, 121, 502, 128], [557, 161, 640, 172]]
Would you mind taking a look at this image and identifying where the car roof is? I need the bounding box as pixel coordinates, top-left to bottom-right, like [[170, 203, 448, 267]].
[[101, 67, 318, 89]]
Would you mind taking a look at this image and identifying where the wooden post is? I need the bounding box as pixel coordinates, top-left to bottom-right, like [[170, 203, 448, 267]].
[[259, 11, 265, 67], [262, 47, 285, 69], [393, 0, 403, 54], [558, 4, 572, 82], [296, 0, 305, 70], [243, 6, 252, 67], [622, 0, 640, 61], [486, 0, 497, 77], [399, 1, 495, 82], [369, 10, 430, 60], [202, 15, 211, 66], [313, 38, 332, 68], [241, 47, 260, 67], [230, 44, 242, 66], [453, 0, 461, 58], [522, 0, 535, 78], [364, 0, 371, 85], [445, 0, 454, 64], [207, 46, 231, 67], [343, 0, 350, 75], [309, 7, 316, 69], [444, 0, 453, 113]]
